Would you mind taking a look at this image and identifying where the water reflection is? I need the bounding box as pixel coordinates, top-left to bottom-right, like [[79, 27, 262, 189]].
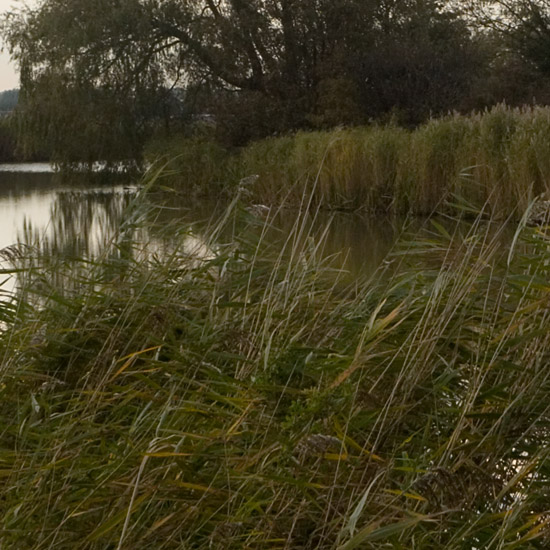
[[147, 194, 407, 279], [0, 167, 414, 297], [0, 163, 54, 173], [23, 189, 137, 258], [0, 172, 66, 251], [0, 166, 524, 308]]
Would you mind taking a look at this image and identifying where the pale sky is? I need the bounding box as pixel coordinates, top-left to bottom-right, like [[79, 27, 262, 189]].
[[0, 0, 36, 91]]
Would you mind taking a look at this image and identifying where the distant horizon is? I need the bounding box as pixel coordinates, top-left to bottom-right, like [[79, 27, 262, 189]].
[[0, 82, 18, 90]]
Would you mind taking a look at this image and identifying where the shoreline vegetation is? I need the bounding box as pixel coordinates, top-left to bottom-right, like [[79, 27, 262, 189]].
[[0, 118, 18, 163], [1, 189, 550, 548], [146, 104, 550, 219], [4, 0, 550, 546], [0, 116, 50, 164], [4, 1, 550, 547]]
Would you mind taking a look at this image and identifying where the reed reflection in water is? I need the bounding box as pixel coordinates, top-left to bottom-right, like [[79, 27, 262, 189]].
[[20, 189, 138, 259], [0, 168, 415, 301]]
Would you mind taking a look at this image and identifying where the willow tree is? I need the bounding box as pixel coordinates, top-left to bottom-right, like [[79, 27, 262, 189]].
[[1, 0, 481, 159], [458, 0, 550, 106], [1, 0, 169, 166], [467, 0, 550, 75], [1, 0, 376, 155]]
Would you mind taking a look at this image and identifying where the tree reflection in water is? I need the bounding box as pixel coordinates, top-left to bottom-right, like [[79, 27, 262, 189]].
[[2, 173, 410, 302]]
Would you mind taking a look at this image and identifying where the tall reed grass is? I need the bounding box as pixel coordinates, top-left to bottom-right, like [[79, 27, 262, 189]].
[[1, 178, 550, 548], [147, 105, 550, 218]]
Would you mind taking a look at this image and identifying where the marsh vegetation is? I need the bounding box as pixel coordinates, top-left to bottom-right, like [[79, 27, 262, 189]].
[[1, 168, 550, 548], [3, 1, 550, 547], [147, 104, 550, 219]]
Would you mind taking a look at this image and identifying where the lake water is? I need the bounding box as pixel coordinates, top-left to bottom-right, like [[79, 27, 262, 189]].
[[0, 164, 409, 282]]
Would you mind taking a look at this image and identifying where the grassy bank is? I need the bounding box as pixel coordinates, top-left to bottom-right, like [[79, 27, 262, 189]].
[[1, 186, 550, 548], [147, 104, 550, 217]]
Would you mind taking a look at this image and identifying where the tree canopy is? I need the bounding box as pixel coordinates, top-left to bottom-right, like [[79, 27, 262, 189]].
[[2, 0, 550, 161], [470, 1, 550, 74]]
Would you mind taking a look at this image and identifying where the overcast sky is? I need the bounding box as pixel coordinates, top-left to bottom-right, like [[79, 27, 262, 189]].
[[0, 0, 36, 91]]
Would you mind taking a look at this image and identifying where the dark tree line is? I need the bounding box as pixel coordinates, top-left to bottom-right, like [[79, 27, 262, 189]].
[[0, 89, 18, 112], [0, 90, 18, 162], [2, 0, 550, 163]]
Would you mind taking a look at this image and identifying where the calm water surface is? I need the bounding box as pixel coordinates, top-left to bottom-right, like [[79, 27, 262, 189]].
[[0, 164, 408, 280], [0, 165, 137, 252]]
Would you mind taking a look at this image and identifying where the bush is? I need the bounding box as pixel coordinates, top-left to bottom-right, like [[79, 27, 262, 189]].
[[2, 188, 550, 548], [146, 105, 550, 218], [145, 135, 231, 191]]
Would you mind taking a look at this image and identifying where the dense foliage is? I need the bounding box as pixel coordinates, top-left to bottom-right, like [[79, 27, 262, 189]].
[[146, 104, 550, 217], [4, 1, 550, 161], [1, 186, 550, 548], [0, 118, 16, 161], [0, 91, 19, 161]]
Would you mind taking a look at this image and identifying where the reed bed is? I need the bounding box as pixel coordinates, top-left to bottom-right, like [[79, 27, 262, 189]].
[[147, 105, 550, 217], [1, 181, 550, 548]]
